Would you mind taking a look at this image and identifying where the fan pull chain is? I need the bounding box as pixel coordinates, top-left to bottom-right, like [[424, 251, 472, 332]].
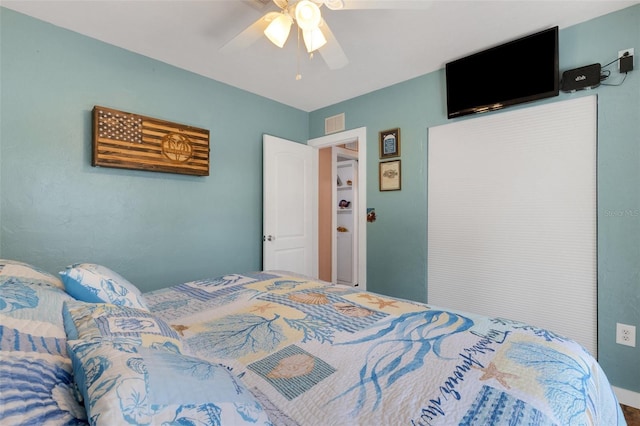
[[296, 26, 302, 80]]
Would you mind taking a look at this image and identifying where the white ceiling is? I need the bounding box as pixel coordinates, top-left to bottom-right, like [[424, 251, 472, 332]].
[[2, 0, 637, 111]]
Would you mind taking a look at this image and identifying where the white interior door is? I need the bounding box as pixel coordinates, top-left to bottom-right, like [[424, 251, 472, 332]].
[[263, 134, 318, 277]]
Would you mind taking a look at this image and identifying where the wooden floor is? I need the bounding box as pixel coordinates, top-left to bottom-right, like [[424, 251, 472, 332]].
[[623, 404, 640, 426]]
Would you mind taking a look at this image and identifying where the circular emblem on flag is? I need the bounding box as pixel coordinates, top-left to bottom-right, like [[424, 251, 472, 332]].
[[161, 133, 193, 163]]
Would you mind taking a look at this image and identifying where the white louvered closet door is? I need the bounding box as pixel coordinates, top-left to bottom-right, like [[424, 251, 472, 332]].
[[427, 96, 597, 356]]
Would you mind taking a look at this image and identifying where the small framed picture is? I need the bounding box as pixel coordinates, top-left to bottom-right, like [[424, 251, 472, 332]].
[[379, 160, 401, 191], [379, 128, 400, 159]]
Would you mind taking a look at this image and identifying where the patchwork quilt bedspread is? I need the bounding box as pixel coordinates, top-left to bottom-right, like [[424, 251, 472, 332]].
[[145, 271, 625, 426]]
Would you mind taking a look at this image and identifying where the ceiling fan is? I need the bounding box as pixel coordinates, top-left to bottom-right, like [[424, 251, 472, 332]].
[[221, 0, 432, 73]]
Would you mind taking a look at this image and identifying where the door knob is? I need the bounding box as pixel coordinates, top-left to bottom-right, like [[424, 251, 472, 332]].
[[264, 235, 275, 241]]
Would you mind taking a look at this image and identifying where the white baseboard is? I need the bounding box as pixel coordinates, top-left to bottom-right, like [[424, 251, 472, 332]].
[[614, 386, 640, 409]]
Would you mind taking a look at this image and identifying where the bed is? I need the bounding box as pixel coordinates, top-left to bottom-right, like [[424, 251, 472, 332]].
[[0, 260, 627, 425]]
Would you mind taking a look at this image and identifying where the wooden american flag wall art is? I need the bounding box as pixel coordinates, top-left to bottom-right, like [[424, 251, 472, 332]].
[[92, 106, 210, 176]]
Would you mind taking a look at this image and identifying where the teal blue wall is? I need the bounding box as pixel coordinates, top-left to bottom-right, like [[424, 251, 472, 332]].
[[310, 5, 640, 393], [1, 5, 638, 394], [0, 8, 309, 292]]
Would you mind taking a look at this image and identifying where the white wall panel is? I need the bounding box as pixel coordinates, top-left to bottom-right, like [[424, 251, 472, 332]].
[[428, 96, 597, 356]]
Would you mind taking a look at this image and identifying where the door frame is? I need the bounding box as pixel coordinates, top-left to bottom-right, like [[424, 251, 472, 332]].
[[308, 127, 367, 290]]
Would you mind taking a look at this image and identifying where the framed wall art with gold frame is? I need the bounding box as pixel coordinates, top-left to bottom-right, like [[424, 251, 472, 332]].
[[379, 128, 400, 159], [379, 160, 401, 191]]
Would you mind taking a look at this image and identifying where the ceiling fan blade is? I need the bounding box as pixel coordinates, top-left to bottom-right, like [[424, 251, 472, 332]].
[[220, 11, 281, 53], [339, 1, 433, 10], [317, 19, 348, 70]]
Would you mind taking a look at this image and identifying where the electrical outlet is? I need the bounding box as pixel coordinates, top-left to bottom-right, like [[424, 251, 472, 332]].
[[618, 48, 634, 71], [616, 323, 636, 347]]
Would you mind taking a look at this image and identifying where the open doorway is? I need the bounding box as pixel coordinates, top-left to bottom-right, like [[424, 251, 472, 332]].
[[308, 127, 367, 290]]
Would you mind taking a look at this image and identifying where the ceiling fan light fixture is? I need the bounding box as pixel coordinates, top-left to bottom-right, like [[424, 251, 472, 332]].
[[295, 0, 322, 31], [303, 28, 327, 53], [323, 0, 344, 10], [264, 13, 293, 48]]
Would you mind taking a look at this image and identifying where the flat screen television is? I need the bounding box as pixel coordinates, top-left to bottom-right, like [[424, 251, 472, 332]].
[[445, 26, 559, 119]]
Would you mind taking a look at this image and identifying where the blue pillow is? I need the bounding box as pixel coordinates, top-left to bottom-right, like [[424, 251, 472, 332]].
[[60, 263, 148, 310], [67, 339, 271, 426], [62, 300, 183, 354]]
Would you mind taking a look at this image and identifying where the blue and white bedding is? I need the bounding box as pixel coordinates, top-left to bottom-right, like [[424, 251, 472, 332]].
[[0, 261, 627, 425], [145, 272, 626, 426], [0, 260, 88, 425]]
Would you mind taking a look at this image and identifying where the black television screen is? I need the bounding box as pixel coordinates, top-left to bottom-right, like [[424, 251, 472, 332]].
[[446, 26, 559, 119]]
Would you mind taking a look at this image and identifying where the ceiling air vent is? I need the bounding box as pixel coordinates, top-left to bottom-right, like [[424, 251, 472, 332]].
[[325, 113, 345, 135]]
